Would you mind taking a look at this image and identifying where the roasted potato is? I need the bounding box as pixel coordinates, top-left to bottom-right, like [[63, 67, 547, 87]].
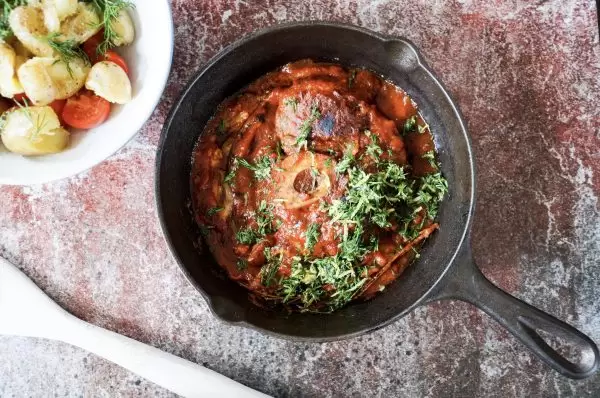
[[18, 56, 89, 105], [9, 6, 53, 57], [85, 61, 132, 104], [0, 43, 25, 98], [110, 9, 135, 47], [1, 105, 69, 155], [59, 2, 101, 43]]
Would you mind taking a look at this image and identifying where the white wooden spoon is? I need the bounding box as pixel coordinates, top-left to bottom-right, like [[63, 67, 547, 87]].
[[0, 258, 269, 398]]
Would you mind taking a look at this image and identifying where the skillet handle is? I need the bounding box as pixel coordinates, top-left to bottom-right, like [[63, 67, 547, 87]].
[[427, 244, 599, 379]]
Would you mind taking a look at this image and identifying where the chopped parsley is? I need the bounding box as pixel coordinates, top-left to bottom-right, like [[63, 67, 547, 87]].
[[273, 159, 447, 311], [348, 69, 357, 88], [217, 119, 227, 135], [304, 223, 320, 252], [237, 156, 274, 181], [235, 228, 259, 245], [364, 130, 383, 161], [403, 115, 417, 135], [0, 0, 26, 40], [236, 258, 248, 270], [280, 224, 370, 311], [422, 150, 438, 169], [335, 145, 355, 174], [207, 207, 223, 216], [235, 200, 277, 245], [328, 161, 412, 228], [260, 247, 282, 287], [295, 102, 321, 149]]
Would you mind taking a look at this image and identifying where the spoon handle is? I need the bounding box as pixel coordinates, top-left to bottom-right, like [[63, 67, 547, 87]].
[[0, 259, 268, 398], [56, 314, 269, 398]]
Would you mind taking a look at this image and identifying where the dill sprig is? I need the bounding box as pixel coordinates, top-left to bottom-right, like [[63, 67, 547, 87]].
[[88, 0, 135, 55], [13, 99, 48, 142], [295, 102, 321, 149], [0, 0, 26, 40], [44, 33, 90, 76]]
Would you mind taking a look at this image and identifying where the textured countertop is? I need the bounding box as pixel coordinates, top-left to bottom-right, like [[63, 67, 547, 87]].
[[1, 1, 599, 397]]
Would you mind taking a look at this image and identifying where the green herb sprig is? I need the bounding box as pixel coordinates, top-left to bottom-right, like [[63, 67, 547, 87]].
[[235, 200, 278, 245], [44, 33, 90, 76], [88, 0, 134, 55], [295, 102, 321, 149], [422, 150, 438, 169], [0, 0, 26, 41], [304, 223, 320, 252], [237, 156, 273, 181]]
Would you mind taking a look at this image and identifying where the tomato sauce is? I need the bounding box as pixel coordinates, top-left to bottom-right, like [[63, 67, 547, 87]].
[[191, 60, 443, 311]]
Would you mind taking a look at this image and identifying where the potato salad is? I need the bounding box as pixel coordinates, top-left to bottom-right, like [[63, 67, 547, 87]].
[[0, 0, 135, 156]]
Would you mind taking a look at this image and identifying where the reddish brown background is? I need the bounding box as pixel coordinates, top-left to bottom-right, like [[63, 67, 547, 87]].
[[1, 0, 599, 396]]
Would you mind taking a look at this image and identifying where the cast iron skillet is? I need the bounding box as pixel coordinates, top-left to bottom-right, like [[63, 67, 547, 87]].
[[156, 22, 599, 379]]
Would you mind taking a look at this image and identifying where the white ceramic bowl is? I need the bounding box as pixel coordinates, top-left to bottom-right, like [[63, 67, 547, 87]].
[[0, 0, 174, 186]]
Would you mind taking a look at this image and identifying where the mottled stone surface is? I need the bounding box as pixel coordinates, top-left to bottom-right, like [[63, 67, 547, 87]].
[[1, 0, 599, 397]]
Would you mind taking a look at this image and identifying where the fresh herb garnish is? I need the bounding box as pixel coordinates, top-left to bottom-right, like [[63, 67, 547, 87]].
[[217, 119, 227, 135], [235, 228, 259, 245], [335, 145, 355, 174], [280, 224, 370, 311], [237, 156, 273, 181], [199, 224, 213, 237], [224, 158, 239, 184], [295, 102, 321, 149], [14, 99, 48, 142], [304, 223, 320, 252], [0, 0, 25, 40], [283, 97, 298, 112], [88, 0, 135, 55], [207, 207, 223, 216], [348, 69, 357, 88], [364, 130, 383, 161], [328, 161, 412, 228], [412, 172, 448, 219], [236, 258, 248, 270], [44, 33, 90, 77], [260, 247, 282, 287], [235, 200, 277, 245], [403, 115, 417, 135], [422, 150, 438, 169]]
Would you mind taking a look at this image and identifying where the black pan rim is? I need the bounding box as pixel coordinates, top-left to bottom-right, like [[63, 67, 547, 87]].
[[155, 20, 476, 342]]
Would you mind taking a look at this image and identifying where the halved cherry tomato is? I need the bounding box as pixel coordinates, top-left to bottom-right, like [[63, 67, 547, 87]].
[[49, 99, 66, 115], [62, 90, 111, 129], [104, 51, 129, 74], [83, 32, 130, 74], [49, 99, 67, 124], [82, 31, 104, 63]]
